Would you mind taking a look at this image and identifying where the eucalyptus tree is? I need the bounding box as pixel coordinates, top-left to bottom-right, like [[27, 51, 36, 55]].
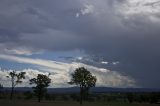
[[69, 67, 96, 105], [7, 71, 26, 100], [30, 74, 51, 102]]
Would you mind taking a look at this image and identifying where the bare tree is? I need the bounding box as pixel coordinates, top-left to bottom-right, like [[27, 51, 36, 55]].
[[7, 71, 26, 100]]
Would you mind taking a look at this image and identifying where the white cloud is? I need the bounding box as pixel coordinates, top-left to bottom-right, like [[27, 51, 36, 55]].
[[76, 4, 94, 17], [76, 13, 80, 18], [116, 0, 160, 22], [0, 68, 50, 87], [117, 0, 160, 13], [0, 54, 135, 88], [101, 61, 109, 64], [0, 54, 69, 72], [77, 56, 83, 60], [4, 48, 33, 56], [112, 61, 120, 65], [81, 4, 94, 15]]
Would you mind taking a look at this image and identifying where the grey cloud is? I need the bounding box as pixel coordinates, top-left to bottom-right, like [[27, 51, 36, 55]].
[[0, 0, 160, 88]]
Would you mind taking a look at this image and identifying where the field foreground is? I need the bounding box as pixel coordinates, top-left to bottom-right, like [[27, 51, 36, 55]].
[[0, 100, 160, 106]]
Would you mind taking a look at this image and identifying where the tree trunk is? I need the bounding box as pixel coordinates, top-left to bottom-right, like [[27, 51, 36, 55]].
[[80, 87, 83, 105], [38, 88, 41, 102], [86, 89, 89, 101], [10, 87, 14, 100], [38, 92, 41, 102], [38, 96, 41, 102]]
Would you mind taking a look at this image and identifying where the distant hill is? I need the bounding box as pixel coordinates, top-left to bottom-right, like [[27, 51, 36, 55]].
[[1, 87, 160, 93]]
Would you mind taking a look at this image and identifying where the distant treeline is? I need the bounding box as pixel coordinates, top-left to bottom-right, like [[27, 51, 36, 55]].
[[1, 87, 160, 93]]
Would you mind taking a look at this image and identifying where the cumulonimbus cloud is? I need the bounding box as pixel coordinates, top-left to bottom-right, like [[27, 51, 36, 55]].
[[0, 54, 135, 88]]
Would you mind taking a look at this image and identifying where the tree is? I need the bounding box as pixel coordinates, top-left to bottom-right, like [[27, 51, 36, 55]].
[[149, 93, 158, 104], [69, 67, 96, 105], [30, 74, 51, 102], [6, 71, 26, 100], [127, 92, 134, 103]]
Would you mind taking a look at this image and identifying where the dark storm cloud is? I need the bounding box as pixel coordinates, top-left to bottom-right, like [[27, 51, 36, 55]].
[[0, 0, 160, 88]]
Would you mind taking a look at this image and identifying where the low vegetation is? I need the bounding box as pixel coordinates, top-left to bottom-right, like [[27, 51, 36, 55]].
[[0, 90, 160, 105]]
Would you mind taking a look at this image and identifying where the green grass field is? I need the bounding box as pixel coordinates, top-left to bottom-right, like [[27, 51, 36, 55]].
[[0, 100, 160, 106]]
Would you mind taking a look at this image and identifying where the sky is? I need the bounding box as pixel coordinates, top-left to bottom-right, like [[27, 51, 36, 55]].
[[0, 0, 160, 88]]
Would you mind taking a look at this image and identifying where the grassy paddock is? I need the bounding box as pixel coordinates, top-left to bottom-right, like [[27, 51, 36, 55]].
[[0, 100, 160, 106]]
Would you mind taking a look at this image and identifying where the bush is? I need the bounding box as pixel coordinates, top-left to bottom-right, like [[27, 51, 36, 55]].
[[61, 95, 69, 101], [70, 94, 79, 101], [127, 93, 134, 103], [24, 91, 33, 100], [149, 93, 158, 104]]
